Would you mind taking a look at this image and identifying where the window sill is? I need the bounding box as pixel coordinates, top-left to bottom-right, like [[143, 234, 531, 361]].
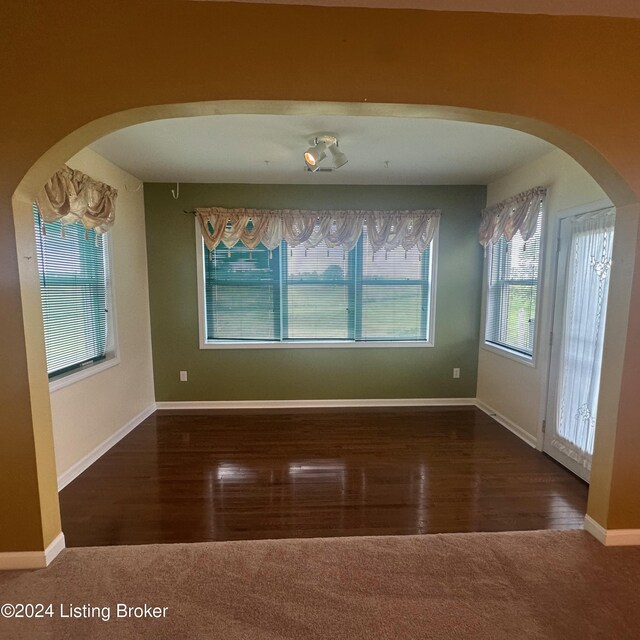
[[480, 342, 536, 368], [200, 340, 434, 350], [49, 355, 120, 392]]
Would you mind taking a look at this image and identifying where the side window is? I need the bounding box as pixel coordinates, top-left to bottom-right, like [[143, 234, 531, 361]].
[[33, 204, 115, 379], [485, 215, 542, 358]]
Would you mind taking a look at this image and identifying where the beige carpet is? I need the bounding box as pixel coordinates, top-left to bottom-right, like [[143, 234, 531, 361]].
[[1, 530, 639, 639]]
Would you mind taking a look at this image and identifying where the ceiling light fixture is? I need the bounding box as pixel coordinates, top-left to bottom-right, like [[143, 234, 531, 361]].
[[328, 144, 348, 169], [304, 141, 327, 171], [304, 134, 347, 172]]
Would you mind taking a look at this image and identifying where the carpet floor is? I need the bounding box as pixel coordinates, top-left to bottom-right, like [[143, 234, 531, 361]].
[[1, 530, 639, 639]]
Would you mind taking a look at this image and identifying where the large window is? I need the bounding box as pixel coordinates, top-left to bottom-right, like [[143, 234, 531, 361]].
[[484, 215, 542, 358], [33, 204, 114, 378], [201, 232, 435, 346]]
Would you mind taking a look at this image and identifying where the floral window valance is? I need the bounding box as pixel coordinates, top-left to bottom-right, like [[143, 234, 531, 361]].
[[36, 165, 117, 234], [479, 186, 547, 249], [196, 207, 441, 255]]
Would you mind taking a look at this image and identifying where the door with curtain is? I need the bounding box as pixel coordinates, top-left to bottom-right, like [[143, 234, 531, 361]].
[[544, 208, 615, 482]]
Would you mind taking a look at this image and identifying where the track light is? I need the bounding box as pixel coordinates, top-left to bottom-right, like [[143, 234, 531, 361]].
[[304, 141, 327, 171], [328, 144, 348, 169], [303, 134, 347, 172]]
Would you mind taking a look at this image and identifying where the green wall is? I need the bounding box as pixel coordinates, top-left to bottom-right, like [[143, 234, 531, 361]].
[[144, 184, 485, 401]]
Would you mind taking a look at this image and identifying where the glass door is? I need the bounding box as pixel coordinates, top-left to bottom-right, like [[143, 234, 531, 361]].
[[544, 208, 615, 482]]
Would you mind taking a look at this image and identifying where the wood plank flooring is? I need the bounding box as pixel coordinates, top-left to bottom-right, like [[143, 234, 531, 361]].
[[59, 407, 588, 547]]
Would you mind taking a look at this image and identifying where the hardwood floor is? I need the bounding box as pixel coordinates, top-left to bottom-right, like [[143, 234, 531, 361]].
[[59, 407, 588, 547]]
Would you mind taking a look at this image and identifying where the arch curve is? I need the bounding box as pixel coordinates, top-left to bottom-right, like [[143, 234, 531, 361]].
[[13, 100, 636, 209]]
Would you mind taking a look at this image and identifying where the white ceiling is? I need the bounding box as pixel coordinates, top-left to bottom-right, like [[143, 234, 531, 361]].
[[188, 0, 640, 19], [90, 114, 554, 185]]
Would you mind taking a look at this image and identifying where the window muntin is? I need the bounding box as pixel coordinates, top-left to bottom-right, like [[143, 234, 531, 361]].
[[34, 205, 112, 377], [485, 216, 542, 357], [203, 233, 434, 345]]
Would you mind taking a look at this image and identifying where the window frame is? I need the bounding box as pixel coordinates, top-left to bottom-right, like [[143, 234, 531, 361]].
[[481, 214, 544, 367], [32, 213, 120, 392], [195, 219, 438, 349]]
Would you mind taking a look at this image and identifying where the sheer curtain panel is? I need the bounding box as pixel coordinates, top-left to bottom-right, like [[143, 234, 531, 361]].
[[552, 208, 616, 470]]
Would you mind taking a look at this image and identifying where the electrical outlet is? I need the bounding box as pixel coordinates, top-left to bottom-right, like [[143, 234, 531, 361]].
[[453, 368, 460, 379], [179, 370, 188, 382]]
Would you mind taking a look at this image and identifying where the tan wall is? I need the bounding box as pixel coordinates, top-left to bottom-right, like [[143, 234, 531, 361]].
[[605, 210, 640, 527], [587, 202, 640, 527], [2, 1, 640, 551], [5, 4, 640, 203], [48, 149, 155, 481], [477, 149, 610, 440]]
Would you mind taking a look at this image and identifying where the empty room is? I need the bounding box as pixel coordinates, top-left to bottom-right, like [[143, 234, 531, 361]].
[[2, 1, 640, 639]]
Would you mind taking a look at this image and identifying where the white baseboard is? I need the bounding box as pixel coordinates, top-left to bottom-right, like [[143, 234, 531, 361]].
[[584, 514, 640, 546], [584, 514, 607, 544], [57, 403, 156, 491], [0, 532, 65, 571], [44, 532, 66, 565], [155, 398, 477, 411], [474, 399, 538, 448]]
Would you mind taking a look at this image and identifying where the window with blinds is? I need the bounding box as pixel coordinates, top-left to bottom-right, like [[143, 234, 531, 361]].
[[360, 228, 430, 341], [202, 232, 435, 344], [485, 215, 542, 357], [33, 204, 112, 377], [285, 244, 353, 340]]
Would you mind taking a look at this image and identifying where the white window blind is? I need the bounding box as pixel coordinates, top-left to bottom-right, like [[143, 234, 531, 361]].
[[34, 204, 110, 377], [485, 214, 542, 357], [360, 227, 430, 340], [285, 245, 352, 340], [204, 243, 280, 341], [203, 232, 435, 344]]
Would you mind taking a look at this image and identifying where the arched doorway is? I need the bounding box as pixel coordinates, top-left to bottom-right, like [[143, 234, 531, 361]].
[[7, 100, 640, 565]]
